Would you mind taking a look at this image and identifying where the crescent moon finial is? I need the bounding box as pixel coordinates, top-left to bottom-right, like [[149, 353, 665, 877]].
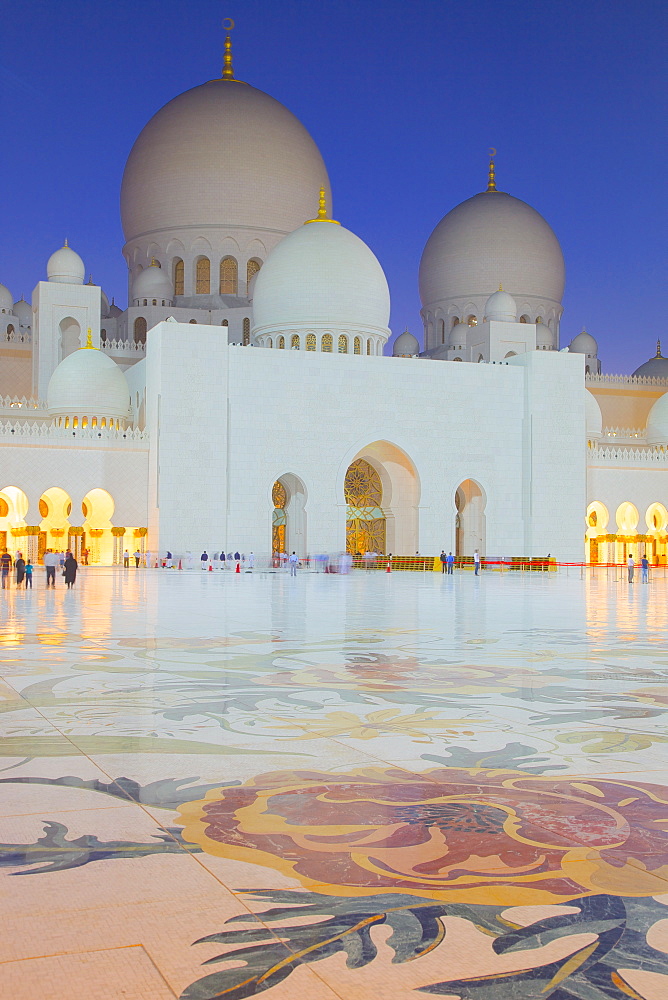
[[222, 17, 235, 31], [489, 146, 497, 159]]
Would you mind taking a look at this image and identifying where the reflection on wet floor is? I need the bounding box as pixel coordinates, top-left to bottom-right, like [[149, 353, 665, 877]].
[[1, 566, 667, 999]]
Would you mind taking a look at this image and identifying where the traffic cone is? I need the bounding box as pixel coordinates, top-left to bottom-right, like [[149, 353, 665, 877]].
[[178, 559, 182, 570], [235, 562, 241, 573], [208, 564, 213, 572]]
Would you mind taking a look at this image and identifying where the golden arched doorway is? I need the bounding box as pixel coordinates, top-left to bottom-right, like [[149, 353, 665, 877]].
[[345, 459, 385, 555]]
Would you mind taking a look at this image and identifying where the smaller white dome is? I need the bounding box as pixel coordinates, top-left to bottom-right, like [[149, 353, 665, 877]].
[[570, 330, 598, 355], [252, 214, 390, 341], [12, 298, 31, 327], [449, 321, 469, 345], [0, 283, 14, 312], [646, 391, 668, 444], [47, 242, 85, 284], [485, 288, 517, 322], [131, 261, 173, 304], [393, 331, 419, 356], [585, 390, 602, 439], [47, 342, 130, 421]]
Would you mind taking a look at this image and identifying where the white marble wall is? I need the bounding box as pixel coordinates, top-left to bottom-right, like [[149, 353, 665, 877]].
[[146, 322, 588, 561]]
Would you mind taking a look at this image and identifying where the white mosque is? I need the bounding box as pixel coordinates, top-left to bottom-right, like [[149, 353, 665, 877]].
[[0, 32, 667, 568]]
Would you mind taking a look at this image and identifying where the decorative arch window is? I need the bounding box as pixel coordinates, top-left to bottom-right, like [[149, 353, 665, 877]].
[[338, 334, 348, 353], [267, 337, 273, 348], [306, 333, 317, 351], [453, 357, 463, 361], [143, 299, 147, 306], [196, 257, 210, 294], [100, 329, 107, 343], [367, 339, 372, 355], [220, 257, 238, 295], [451, 316, 460, 328], [173, 258, 184, 296], [189, 319, 197, 324], [519, 315, 530, 324], [322, 333, 333, 352], [6, 324, 14, 341], [291, 334, 300, 349], [242, 317, 251, 345], [439, 319, 445, 343], [536, 316, 544, 325], [278, 336, 285, 349], [133, 317, 147, 344], [354, 336, 361, 355], [246, 258, 261, 288], [467, 315, 477, 327], [152, 299, 157, 306], [221, 319, 228, 327]]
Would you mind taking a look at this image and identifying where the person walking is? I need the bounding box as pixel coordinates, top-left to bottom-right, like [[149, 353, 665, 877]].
[[24, 560, 33, 588], [627, 553, 634, 583], [145, 549, 151, 568], [133, 549, 141, 567], [201, 550, 209, 569], [447, 551, 455, 575], [0, 549, 12, 588], [289, 551, 299, 577], [64, 552, 78, 588], [439, 550, 447, 574], [473, 549, 480, 576], [220, 551, 226, 570], [43, 549, 57, 587], [248, 551, 255, 570], [165, 551, 173, 569], [81, 547, 89, 566], [15, 554, 25, 586], [123, 549, 130, 568], [641, 554, 649, 583]]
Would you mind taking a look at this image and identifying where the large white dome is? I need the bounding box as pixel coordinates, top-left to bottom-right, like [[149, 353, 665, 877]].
[[47, 344, 130, 421], [121, 79, 330, 245], [420, 191, 564, 305], [252, 218, 390, 342], [419, 184, 565, 352]]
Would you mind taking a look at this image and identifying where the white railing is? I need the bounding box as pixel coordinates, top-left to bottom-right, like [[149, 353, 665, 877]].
[[0, 420, 147, 445], [586, 372, 668, 387], [0, 395, 45, 411], [589, 442, 668, 465], [601, 426, 646, 442], [101, 338, 146, 354], [0, 330, 32, 346]]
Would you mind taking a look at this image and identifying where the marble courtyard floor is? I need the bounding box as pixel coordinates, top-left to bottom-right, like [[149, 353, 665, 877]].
[[1, 566, 668, 999]]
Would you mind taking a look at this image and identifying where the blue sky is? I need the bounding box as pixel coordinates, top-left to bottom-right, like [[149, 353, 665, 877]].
[[1, 0, 666, 372]]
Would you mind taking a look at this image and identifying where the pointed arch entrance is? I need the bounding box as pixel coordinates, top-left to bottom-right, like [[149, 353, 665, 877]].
[[271, 475, 307, 557], [455, 479, 486, 556], [343, 442, 419, 555]]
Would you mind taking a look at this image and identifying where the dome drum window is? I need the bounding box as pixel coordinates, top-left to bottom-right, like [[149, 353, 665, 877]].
[[242, 318, 251, 345], [220, 257, 238, 295], [196, 257, 211, 295], [173, 258, 184, 296], [306, 333, 316, 351]]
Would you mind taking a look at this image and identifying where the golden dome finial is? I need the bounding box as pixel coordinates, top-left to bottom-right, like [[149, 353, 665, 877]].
[[305, 186, 339, 225], [221, 18, 236, 80], [84, 328, 95, 349], [498, 284, 503, 292], [150, 256, 160, 267], [657, 339, 663, 358], [64, 238, 69, 247], [486, 148, 497, 192]]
